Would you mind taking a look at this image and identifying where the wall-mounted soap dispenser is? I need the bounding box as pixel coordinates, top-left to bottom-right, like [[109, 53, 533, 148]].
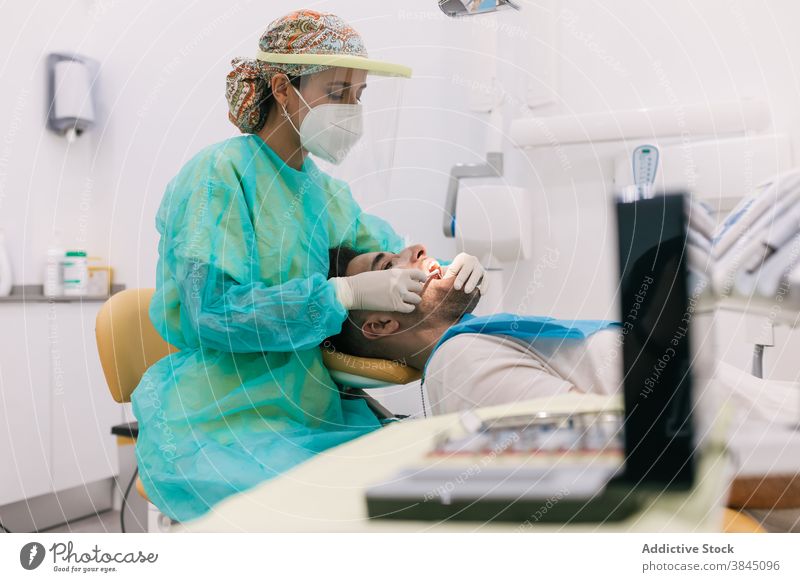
[[46, 53, 98, 143]]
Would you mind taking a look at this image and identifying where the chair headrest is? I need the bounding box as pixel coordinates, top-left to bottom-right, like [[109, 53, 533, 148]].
[[322, 349, 421, 385]]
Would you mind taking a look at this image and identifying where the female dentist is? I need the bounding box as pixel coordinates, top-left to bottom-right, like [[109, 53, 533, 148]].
[[131, 9, 486, 522]]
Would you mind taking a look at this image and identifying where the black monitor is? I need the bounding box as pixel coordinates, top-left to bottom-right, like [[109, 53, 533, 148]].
[[616, 193, 695, 487]]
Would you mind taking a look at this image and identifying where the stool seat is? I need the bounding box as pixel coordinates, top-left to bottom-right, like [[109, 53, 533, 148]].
[[135, 477, 149, 503]]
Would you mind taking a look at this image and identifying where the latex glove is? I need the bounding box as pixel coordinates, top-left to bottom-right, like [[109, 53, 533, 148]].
[[443, 252, 486, 294], [330, 268, 427, 313]]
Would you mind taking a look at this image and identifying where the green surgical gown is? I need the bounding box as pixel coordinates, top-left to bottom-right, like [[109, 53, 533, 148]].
[[131, 134, 405, 522]]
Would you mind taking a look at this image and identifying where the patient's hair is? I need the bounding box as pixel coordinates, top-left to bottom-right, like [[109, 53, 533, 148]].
[[328, 244, 359, 282], [326, 245, 383, 359]]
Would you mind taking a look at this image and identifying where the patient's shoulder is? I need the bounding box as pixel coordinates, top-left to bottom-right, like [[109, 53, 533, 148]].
[[436, 332, 531, 354], [428, 334, 483, 375], [429, 333, 528, 372], [435, 331, 501, 353]]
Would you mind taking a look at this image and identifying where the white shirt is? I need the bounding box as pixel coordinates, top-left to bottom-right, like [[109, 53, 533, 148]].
[[423, 329, 800, 424], [424, 329, 623, 416]]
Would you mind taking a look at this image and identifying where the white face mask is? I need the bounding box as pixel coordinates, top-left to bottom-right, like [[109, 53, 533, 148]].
[[283, 84, 363, 165]]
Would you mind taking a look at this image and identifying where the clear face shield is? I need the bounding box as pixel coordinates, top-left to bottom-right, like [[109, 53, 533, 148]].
[[258, 51, 410, 207]]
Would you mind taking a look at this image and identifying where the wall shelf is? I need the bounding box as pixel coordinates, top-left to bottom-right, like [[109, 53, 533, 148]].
[[0, 284, 124, 303]]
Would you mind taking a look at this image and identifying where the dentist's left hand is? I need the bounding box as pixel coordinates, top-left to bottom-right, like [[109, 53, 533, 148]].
[[443, 252, 487, 294]]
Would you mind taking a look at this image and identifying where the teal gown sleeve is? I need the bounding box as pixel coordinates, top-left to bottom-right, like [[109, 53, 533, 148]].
[[156, 173, 406, 354], [352, 209, 406, 254], [182, 266, 344, 353], [323, 174, 407, 255], [158, 178, 350, 353]]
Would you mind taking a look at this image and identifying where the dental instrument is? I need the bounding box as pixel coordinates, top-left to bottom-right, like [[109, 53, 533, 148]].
[[709, 169, 800, 380], [712, 170, 800, 296], [712, 171, 800, 258]]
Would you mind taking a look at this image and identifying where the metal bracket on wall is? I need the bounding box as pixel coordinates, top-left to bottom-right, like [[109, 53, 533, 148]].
[[442, 152, 504, 238]]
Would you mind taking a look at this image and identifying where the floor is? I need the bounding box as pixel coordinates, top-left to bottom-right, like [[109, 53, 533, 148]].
[[33, 506, 800, 534], [745, 508, 800, 533], [40, 509, 144, 533]]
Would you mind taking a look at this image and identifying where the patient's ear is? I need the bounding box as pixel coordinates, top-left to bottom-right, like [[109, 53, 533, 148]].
[[360, 314, 400, 340]]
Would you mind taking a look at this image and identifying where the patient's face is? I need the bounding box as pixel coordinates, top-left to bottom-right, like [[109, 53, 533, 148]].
[[344, 244, 476, 318], [341, 244, 480, 362]]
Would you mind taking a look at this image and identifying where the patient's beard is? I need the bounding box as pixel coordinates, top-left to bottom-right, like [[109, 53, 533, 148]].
[[392, 286, 480, 369], [356, 285, 481, 370], [407, 283, 481, 335]]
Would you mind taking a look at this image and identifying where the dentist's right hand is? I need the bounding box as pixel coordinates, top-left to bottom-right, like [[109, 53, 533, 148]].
[[330, 268, 428, 313]]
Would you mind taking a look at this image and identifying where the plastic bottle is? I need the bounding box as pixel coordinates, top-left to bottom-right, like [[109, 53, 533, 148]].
[[44, 245, 66, 297], [0, 231, 12, 297], [62, 250, 88, 296]]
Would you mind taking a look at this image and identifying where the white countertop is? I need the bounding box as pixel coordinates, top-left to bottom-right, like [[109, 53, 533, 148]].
[[177, 393, 732, 533]]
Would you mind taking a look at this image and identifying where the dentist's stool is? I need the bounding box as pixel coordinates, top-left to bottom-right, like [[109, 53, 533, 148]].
[[95, 288, 176, 532]]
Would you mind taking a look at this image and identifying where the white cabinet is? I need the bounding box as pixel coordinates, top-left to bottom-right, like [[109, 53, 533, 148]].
[[49, 303, 122, 490], [0, 300, 121, 506], [0, 304, 52, 505]]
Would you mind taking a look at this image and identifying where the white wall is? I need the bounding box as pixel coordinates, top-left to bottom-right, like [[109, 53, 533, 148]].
[[488, 0, 800, 321]]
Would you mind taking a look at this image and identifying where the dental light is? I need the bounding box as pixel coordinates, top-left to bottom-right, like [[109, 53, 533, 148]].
[[438, 0, 520, 18]]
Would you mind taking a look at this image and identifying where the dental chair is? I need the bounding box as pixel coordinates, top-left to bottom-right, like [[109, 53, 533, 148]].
[[95, 288, 176, 532], [95, 288, 420, 531], [322, 349, 421, 420]]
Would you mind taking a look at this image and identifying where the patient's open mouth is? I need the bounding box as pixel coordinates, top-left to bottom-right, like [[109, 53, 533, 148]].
[[425, 260, 442, 280]]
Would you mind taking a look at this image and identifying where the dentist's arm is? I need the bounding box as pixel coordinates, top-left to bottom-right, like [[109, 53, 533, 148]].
[[328, 177, 407, 255], [164, 178, 411, 354]]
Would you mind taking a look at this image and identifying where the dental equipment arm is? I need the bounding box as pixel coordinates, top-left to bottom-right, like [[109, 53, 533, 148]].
[[704, 169, 800, 378]]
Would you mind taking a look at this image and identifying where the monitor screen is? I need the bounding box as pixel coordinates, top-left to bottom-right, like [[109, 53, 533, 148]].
[[616, 193, 695, 487]]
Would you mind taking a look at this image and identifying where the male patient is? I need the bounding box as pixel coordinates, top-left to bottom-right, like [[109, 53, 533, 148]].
[[327, 244, 623, 415]]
